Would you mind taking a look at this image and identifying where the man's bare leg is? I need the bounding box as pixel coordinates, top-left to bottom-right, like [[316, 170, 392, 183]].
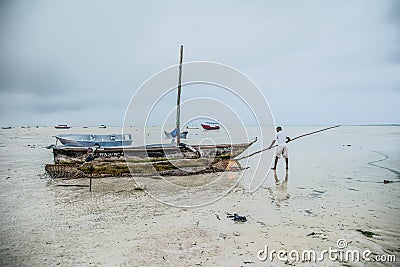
[[285, 158, 289, 170], [271, 157, 279, 170]]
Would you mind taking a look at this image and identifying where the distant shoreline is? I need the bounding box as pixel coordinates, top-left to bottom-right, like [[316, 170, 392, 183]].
[[2, 124, 400, 128]]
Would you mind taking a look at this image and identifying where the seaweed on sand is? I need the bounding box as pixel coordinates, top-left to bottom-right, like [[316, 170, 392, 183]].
[[356, 229, 377, 238]]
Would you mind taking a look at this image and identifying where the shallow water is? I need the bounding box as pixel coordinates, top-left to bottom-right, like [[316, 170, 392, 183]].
[[0, 126, 399, 266]]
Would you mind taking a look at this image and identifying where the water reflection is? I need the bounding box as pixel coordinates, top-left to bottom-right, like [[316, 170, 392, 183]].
[[272, 170, 289, 208]]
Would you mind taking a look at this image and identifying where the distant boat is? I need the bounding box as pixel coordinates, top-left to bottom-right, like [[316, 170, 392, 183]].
[[164, 129, 188, 139], [55, 124, 71, 129], [2, 126, 12, 129], [99, 124, 107, 128], [201, 122, 220, 130], [186, 126, 199, 129], [55, 134, 133, 147]]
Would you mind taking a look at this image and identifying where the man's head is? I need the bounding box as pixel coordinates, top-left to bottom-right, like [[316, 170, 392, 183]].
[[276, 126, 282, 132]]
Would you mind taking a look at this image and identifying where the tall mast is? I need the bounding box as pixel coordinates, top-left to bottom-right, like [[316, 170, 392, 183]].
[[176, 45, 183, 145]]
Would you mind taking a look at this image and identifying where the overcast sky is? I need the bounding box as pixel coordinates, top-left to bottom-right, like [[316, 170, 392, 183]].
[[0, 0, 399, 126]]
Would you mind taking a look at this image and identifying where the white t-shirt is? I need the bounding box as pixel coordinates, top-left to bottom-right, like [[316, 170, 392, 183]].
[[275, 131, 288, 146]]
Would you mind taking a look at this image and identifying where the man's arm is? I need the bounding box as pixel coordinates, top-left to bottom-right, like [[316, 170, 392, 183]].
[[268, 140, 276, 149], [286, 136, 291, 143]]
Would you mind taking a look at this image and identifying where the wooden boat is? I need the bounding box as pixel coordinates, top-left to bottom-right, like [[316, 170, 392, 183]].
[[99, 124, 107, 128], [55, 124, 71, 129], [55, 134, 133, 147], [201, 122, 220, 130], [164, 129, 188, 139], [46, 137, 256, 177], [2, 126, 12, 129]]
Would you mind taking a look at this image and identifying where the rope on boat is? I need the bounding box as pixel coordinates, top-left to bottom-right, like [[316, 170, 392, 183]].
[[235, 125, 341, 161]]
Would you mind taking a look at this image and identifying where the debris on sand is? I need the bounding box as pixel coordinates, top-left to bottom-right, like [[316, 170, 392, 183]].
[[132, 184, 145, 191], [356, 229, 377, 238], [56, 184, 89, 187], [227, 213, 247, 222]]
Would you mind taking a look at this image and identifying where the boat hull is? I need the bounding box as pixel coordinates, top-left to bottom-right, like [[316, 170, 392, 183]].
[[45, 157, 243, 178], [55, 125, 71, 129], [52, 138, 257, 164], [55, 134, 133, 147], [46, 138, 256, 178], [201, 124, 220, 130]]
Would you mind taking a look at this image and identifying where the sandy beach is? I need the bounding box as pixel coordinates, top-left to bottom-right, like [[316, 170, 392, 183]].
[[0, 126, 399, 266], [1, 1, 399, 266]]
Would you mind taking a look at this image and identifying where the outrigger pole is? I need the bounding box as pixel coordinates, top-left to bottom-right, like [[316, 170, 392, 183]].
[[176, 45, 184, 145], [236, 125, 341, 161]]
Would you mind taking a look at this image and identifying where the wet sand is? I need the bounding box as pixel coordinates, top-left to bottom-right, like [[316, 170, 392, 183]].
[[0, 126, 399, 266]]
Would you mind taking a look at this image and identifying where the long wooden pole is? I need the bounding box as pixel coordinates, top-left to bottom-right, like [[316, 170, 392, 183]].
[[289, 125, 341, 141], [176, 45, 183, 145], [236, 125, 340, 161]]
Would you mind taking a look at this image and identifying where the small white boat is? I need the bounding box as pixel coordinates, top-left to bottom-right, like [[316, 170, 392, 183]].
[[55, 124, 71, 129]]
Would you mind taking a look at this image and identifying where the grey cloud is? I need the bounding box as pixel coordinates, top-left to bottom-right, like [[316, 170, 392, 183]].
[[0, 0, 399, 126]]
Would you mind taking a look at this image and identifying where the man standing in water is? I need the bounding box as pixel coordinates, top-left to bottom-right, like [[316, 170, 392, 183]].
[[268, 126, 291, 170]]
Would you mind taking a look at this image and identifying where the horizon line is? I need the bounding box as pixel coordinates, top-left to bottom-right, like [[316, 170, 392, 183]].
[[2, 123, 399, 128]]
